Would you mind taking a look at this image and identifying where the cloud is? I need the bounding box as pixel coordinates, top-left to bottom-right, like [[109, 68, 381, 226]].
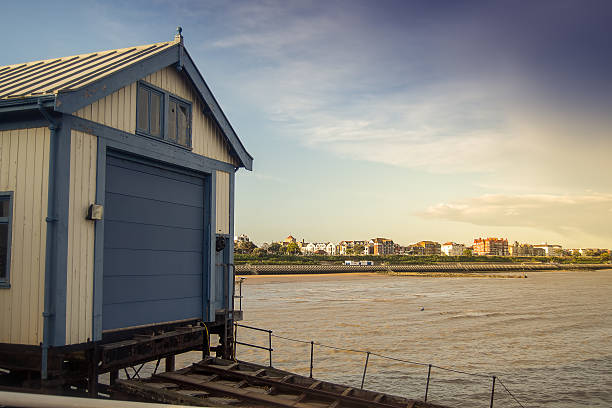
[[205, 1, 612, 190], [420, 193, 612, 245]]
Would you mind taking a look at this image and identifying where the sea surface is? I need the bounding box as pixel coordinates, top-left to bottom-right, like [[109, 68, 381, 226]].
[[224, 270, 612, 408]]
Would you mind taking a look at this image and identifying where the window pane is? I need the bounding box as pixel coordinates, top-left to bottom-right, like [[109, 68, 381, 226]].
[[177, 104, 189, 146], [137, 87, 149, 132], [0, 199, 8, 217], [168, 101, 177, 142], [150, 92, 162, 137], [0, 223, 7, 279]]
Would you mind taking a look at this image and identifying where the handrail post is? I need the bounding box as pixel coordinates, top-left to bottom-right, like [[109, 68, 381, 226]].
[[239, 278, 243, 310], [268, 330, 273, 367], [233, 322, 238, 360], [309, 341, 314, 378], [360, 352, 370, 390], [490, 376, 496, 408], [424, 364, 432, 402]]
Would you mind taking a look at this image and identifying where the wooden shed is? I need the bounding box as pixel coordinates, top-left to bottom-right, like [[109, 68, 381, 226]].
[[0, 29, 251, 388]]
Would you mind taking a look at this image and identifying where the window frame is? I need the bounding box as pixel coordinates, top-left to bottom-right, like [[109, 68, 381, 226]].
[[136, 83, 164, 139], [136, 81, 193, 149], [168, 96, 192, 148], [0, 191, 13, 289]]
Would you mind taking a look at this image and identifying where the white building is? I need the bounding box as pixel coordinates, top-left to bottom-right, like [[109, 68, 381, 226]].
[[326, 242, 337, 255], [441, 242, 465, 256], [534, 243, 563, 256], [303, 242, 335, 255]]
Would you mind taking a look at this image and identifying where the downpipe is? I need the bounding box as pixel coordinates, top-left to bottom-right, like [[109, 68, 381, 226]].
[[38, 100, 59, 381]]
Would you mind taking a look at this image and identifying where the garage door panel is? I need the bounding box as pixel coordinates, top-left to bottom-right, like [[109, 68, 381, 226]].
[[104, 249, 202, 277], [102, 297, 202, 331], [103, 153, 206, 331], [106, 163, 204, 208], [107, 155, 204, 185], [105, 220, 203, 252], [105, 192, 204, 229], [103, 274, 202, 305]]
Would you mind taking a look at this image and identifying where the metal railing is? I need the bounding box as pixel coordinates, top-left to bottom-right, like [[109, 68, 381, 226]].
[[234, 323, 526, 408]]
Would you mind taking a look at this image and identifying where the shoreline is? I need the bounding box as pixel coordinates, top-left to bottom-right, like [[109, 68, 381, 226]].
[[235, 262, 611, 276]]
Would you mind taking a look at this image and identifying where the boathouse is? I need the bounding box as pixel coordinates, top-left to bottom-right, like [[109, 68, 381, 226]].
[[0, 29, 251, 388]]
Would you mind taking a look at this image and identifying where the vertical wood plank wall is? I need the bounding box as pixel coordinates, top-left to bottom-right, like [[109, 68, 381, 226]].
[[65, 130, 97, 344], [216, 171, 230, 234], [0, 128, 50, 345], [75, 83, 137, 135]]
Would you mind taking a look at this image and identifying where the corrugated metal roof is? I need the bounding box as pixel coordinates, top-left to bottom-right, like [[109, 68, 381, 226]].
[[0, 40, 176, 100]]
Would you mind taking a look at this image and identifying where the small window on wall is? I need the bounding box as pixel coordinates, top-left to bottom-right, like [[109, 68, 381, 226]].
[[168, 98, 191, 147], [136, 82, 192, 148], [0, 193, 13, 288], [136, 84, 163, 138]]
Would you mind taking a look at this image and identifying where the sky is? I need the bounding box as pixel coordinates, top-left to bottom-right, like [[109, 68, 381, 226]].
[[2, 0, 612, 248]]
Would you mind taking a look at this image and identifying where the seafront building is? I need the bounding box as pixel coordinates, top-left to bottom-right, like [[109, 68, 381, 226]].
[[533, 243, 563, 256], [413, 241, 442, 256], [369, 238, 395, 255], [270, 235, 604, 258], [473, 237, 509, 256], [441, 242, 465, 256]]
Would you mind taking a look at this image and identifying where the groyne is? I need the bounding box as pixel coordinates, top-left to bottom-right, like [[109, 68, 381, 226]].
[[235, 263, 610, 275]]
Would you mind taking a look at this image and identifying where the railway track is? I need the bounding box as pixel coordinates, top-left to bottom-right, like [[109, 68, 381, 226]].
[[113, 357, 449, 408]]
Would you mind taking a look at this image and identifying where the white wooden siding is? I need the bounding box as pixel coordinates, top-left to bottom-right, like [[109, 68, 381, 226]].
[[0, 128, 50, 345], [216, 171, 230, 234], [65, 130, 97, 344]]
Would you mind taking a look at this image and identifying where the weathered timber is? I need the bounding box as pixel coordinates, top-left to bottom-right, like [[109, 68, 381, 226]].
[[113, 357, 448, 408]]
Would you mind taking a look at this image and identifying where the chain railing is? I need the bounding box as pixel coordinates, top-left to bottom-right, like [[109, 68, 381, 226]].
[[234, 323, 526, 408]]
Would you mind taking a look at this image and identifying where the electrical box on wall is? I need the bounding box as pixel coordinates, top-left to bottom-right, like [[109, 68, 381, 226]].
[[87, 204, 104, 220]]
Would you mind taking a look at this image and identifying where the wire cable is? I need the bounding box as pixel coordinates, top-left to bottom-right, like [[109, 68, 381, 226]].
[[238, 324, 528, 407], [497, 377, 527, 408]]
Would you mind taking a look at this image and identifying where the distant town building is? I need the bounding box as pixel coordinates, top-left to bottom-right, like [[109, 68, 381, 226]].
[[408, 245, 426, 256], [326, 242, 337, 255], [339, 240, 354, 255], [369, 238, 394, 255], [473, 237, 509, 256], [441, 242, 465, 256], [302, 242, 329, 255], [393, 245, 414, 255], [577, 248, 607, 256], [414, 241, 442, 256], [533, 243, 563, 257], [509, 241, 542, 256]]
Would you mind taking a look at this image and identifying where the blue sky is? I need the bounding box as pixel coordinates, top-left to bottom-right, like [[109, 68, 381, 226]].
[[2, 1, 612, 248]]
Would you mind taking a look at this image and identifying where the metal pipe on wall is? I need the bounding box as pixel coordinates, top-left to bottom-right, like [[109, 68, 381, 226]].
[[38, 100, 59, 380]]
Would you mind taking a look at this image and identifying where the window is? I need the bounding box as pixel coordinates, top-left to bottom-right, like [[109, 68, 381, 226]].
[[0, 192, 13, 288], [137, 84, 163, 138], [136, 82, 192, 148], [168, 98, 191, 147]]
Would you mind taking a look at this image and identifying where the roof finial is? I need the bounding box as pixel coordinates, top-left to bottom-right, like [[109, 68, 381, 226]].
[[174, 26, 183, 44]]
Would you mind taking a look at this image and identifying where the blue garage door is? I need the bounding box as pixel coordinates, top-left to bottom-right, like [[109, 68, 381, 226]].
[[103, 153, 205, 331]]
